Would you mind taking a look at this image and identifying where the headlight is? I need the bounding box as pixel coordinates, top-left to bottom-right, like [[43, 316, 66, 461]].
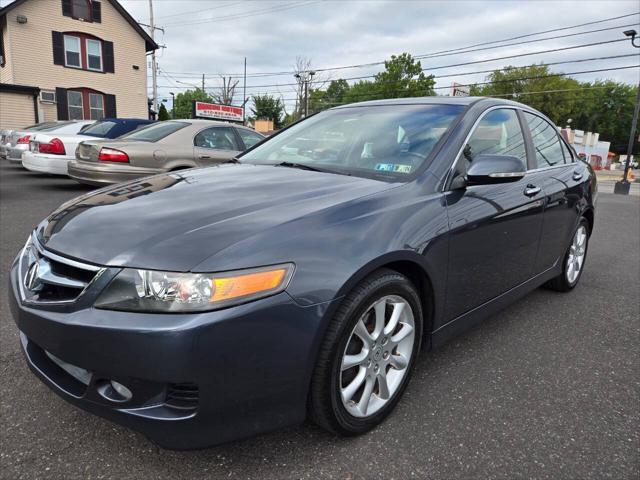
[[95, 264, 294, 313]]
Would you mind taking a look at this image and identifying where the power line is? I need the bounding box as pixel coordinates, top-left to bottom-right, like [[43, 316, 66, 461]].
[[155, 38, 634, 91], [153, 54, 639, 94], [159, 12, 639, 78], [163, 0, 321, 27], [153, 1, 248, 20], [152, 65, 640, 104]]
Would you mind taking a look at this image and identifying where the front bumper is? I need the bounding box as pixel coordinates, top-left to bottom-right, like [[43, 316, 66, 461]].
[[68, 160, 162, 186], [22, 152, 73, 175], [9, 251, 330, 449]]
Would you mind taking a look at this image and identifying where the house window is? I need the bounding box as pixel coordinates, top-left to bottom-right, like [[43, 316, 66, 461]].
[[68, 91, 84, 120], [86, 39, 102, 71], [64, 35, 81, 68], [71, 0, 91, 21], [89, 93, 104, 120]]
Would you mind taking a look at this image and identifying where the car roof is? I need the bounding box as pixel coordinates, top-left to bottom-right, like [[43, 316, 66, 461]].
[[331, 96, 531, 110]]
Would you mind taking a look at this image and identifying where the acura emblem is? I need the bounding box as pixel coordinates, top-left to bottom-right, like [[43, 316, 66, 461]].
[[24, 258, 46, 292]]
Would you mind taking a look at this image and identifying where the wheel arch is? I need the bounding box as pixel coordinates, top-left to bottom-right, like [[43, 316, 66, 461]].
[[582, 207, 594, 236], [333, 251, 437, 348]]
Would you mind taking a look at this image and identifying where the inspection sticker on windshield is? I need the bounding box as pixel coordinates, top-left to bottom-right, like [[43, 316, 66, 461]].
[[375, 163, 412, 173]]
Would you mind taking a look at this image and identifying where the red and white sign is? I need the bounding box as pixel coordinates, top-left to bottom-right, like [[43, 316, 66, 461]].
[[194, 101, 243, 122]]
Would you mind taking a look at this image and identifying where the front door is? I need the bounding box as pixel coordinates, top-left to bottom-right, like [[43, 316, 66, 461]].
[[193, 126, 242, 165], [444, 108, 545, 321]]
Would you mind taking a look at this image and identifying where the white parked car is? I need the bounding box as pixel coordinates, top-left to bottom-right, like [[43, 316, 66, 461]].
[[22, 118, 153, 175], [6, 121, 93, 164]]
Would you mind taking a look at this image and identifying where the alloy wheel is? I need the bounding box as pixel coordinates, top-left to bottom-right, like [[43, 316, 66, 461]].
[[566, 225, 587, 284], [339, 295, 415, 418]]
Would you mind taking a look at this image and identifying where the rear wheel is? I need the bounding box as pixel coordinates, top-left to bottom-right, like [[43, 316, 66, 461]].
[[545, 218, 589, 292], [309, 269, 422, 435]]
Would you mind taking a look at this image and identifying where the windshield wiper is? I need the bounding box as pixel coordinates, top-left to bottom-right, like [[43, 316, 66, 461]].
[[274, 161, 327, 173], [223, 158, 241, 164]]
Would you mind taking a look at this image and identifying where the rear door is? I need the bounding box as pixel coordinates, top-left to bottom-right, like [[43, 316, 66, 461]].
[[193, 126, 242, 165], [521, 111, 585, 273], [235, 128, 265, 150], [443, 107, 545, 320]]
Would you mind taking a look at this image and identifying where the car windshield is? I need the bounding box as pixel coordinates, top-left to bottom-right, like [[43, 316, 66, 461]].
[[79, 121, 118, 137], [240, 104, 464, 180], [120, 121, 189, 142]]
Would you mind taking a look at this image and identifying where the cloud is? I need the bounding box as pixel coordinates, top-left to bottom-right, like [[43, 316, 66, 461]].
[[116, 0, 639, 110]]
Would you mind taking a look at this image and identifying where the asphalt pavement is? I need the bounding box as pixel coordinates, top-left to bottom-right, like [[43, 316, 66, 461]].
[[0, 161, 638, 480]]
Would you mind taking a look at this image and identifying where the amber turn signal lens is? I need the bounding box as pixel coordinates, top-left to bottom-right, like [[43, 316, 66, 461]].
[[211, 268, 288, 302]]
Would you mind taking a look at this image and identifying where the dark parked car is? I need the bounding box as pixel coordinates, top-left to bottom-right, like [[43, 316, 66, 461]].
[[9, 97, 595, 450]]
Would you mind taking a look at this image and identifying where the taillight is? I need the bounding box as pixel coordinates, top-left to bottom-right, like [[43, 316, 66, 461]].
[[17, 135, 30, 144], [98, 147, 129, 163], [38, 138, 66, 155]]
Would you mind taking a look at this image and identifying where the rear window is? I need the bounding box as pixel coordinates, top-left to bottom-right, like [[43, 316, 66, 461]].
[[80, 121, 117, 137], [28, 122, 61, 131], [120, 121, 189, 142], [38, 121, 76, 132]]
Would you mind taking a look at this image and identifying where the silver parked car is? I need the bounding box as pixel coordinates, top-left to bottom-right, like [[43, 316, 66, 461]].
[[68, 120, 265, 186]]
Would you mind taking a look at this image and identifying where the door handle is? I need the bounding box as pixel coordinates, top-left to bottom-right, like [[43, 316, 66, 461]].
[[198, 154, 211, 159], [572, 170, 583, 181], [524, 184, 541, 197]]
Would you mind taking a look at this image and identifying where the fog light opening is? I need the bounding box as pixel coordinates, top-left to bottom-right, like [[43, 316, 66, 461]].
[[96, 379, 133, 403]]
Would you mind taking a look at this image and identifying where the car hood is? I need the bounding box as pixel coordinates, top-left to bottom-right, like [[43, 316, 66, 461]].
[[37, 164, 397, 271]]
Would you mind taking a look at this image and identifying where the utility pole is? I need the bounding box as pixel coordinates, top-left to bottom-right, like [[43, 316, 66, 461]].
[[294, 70, 316, 119], [243, 57, 247, 124], [202, 74, 205, 93], [615, 29, 640, 195], [148, 0, 158, 116]]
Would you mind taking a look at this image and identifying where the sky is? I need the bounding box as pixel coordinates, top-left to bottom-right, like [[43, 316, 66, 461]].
[[5, 0, 639, 112]]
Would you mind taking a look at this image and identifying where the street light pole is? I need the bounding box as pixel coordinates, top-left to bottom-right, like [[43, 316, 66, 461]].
[[615, 29, 640, 195], [169, 92, 175, 118]]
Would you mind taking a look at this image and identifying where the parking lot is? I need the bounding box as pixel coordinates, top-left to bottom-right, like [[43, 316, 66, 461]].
[[0, 160, 638, 479]]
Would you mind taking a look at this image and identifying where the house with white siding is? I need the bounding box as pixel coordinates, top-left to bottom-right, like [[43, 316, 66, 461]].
[[0, 0, 157, 128]]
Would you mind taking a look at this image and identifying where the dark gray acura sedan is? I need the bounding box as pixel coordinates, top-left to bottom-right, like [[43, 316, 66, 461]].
[[9, 97, 595, 450]]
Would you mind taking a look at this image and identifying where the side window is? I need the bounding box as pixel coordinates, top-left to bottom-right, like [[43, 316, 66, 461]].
[[463, 108, 527, 170], [559, 138, 574, 163], [237, 129, 264, 149], [523, 112, 565, 168], [194, 127, 239, 150]]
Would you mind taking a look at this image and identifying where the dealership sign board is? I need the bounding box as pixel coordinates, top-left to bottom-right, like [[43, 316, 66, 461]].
[[451, 82, 470, 97], [193, 101, 244, 122]]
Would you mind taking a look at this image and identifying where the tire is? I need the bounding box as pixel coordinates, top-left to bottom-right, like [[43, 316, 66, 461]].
[[308, 269, 423, 435], [545, 217, 590, 292]]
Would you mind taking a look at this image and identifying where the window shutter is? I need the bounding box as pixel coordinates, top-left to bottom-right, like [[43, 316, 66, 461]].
[[52, 31, 65, 66], [91, 1, 102, 23], [56, 88, 69, 120], [103, 41, 114, 73], [104, 94, 117, 118], [61, 0, 73, 17]]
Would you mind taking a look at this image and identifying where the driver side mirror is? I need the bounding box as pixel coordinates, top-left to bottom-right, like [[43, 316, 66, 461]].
[[466, 154, 526, 185]]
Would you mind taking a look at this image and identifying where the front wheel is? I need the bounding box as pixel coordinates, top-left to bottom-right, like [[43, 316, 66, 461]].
[[545, 218, 589, 292], [308, 269, 423, 435]]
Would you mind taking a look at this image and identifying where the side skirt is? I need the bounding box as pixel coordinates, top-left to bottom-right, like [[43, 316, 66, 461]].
[[430, 263, 562, 349]]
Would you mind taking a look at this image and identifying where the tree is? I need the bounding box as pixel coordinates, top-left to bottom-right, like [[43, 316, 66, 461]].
[[470, 64, 639, 153], [173, 88, 211, 119], [212, 76, 239, 105], [471, 64, 581, 124], [373, 53, 436, 99], [251, 94, 285, 129], [158, 103, 170, 121]]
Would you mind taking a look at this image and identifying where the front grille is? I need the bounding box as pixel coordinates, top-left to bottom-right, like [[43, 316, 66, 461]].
[[165, 383, 199, 411], [19, 235, 103, 304]]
